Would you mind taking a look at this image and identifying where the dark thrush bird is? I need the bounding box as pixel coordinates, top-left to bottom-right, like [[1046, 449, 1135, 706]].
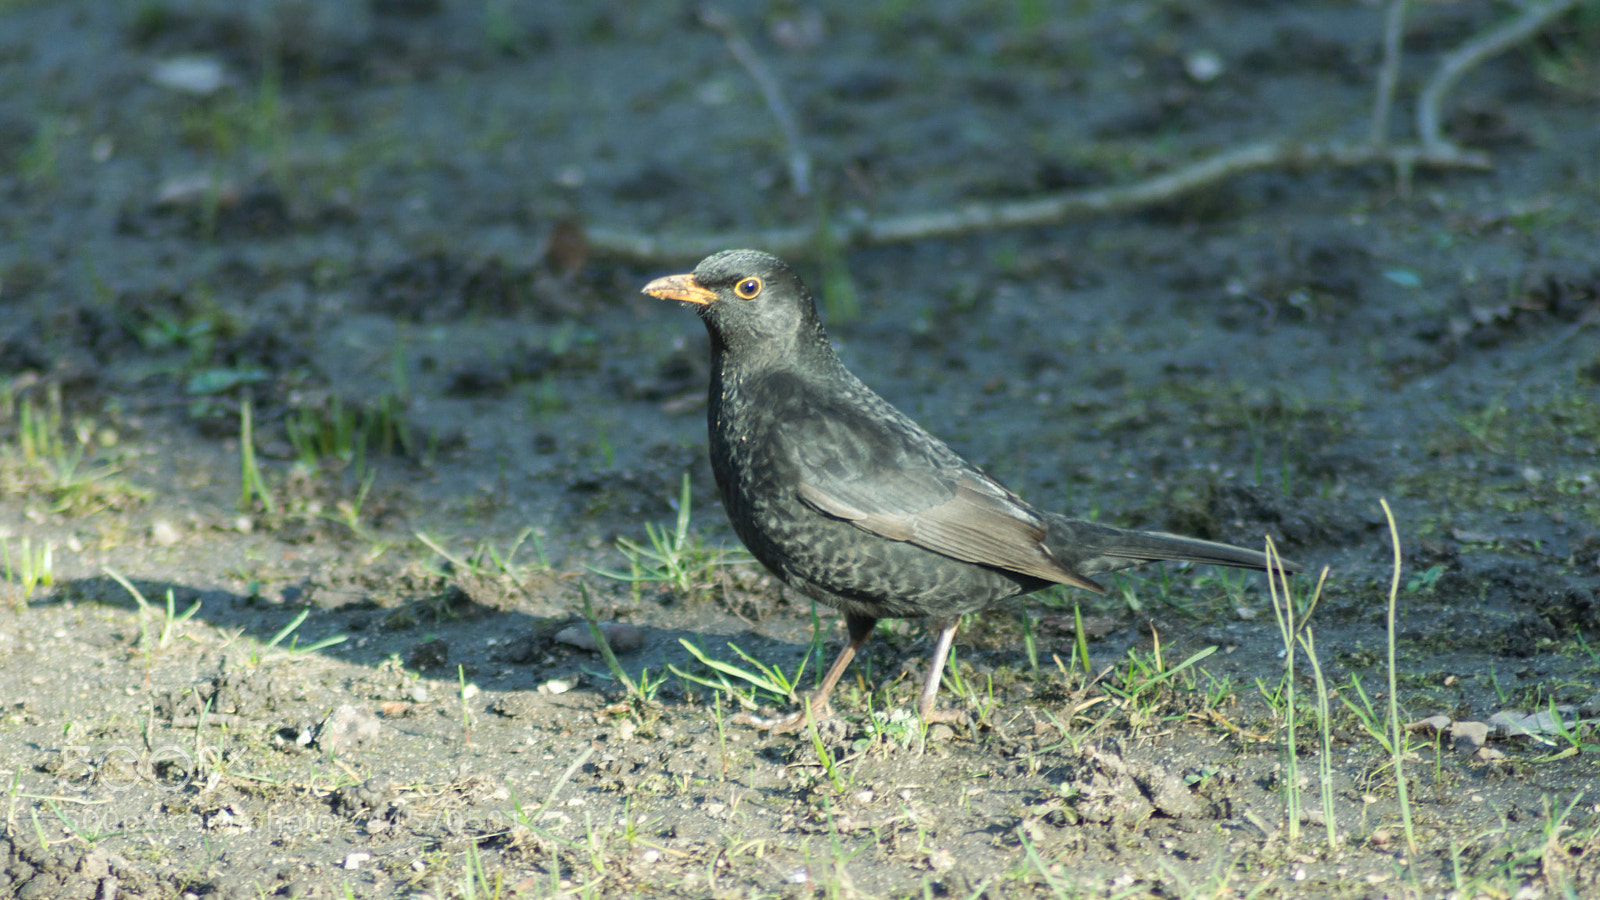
[[644, 249, 1299, 730]]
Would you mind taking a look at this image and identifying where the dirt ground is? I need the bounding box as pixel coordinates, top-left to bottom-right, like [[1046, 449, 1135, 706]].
[[2, 1, 1598, 897]]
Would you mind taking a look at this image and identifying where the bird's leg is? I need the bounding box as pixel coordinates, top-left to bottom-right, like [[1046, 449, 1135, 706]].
[[768, 614, 876, 734], [916, 618, 969, 725]]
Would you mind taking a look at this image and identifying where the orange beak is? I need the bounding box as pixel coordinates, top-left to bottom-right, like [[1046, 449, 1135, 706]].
[[642, 273, 717, 306]]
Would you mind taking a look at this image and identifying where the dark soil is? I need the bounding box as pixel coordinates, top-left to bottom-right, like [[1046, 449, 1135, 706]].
[[2, 1, 1598, 898]]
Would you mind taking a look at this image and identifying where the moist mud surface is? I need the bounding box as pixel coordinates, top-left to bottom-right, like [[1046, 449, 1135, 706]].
[[2, 2, 1598, 898]]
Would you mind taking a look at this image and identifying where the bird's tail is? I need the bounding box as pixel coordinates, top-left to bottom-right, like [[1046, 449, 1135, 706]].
[[1044, 514, 1301, 579]]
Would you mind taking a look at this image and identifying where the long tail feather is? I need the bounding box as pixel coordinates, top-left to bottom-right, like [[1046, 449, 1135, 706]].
[[1045, 515, 1301, 577]]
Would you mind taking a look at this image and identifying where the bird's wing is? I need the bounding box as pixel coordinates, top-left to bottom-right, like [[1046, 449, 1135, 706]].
[[783, 395, 1104, 593]]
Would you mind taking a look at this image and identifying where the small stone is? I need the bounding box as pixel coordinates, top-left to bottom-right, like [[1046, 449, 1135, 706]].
[[1450, 721, 1490, 753], [539, 678, 575, 694], [150, 56, 227, 95], [78, 849, 112, 880], [555, 622, 645, 653], [927, 723, 956, 742], [1405, 714, 1451, 735], [151, 520, 180, 546], [1487, 710, 1527, 735], [332, 778, 394, 817], [408, 685, 430, 704], [204, 804, 251, 833], [319, 704, 382, 752], [155, 172, 238, 208], [1485, 708, 1573, 738], [1184, 49, 1225, 83]]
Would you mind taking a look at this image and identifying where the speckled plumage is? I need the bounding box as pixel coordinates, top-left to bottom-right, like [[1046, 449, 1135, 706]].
[[644, 249, 1299, 729]]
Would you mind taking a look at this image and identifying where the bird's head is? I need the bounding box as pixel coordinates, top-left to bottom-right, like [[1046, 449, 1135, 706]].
[[643, 249, 829, 362]]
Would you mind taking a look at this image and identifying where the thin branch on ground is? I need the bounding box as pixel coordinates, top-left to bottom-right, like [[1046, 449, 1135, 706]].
[[588, 141, 1488, 262], [1370, 0, 1409, 146], [1417, 0, 1580, 154], [699, 6, 811, 197], [591, 4, 1576, 264]]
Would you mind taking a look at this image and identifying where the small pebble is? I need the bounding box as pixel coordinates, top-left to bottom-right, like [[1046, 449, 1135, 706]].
[[1450, 721, 1489, 753], [1404, 714, 1451, 734], [319, 705, 382, 752], [151, 520, 180, 547], [1184, 49, 1224, 83], [150, 56, 227, 95], [555, 622, 645, 653], [539, 678, 575, 694]]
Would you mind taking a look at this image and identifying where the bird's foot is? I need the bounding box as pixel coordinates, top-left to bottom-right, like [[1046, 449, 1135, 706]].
[[735, 696, 834, 733]]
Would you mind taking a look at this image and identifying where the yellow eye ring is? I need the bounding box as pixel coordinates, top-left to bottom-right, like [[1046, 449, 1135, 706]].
[[734, 277, 762, 300]]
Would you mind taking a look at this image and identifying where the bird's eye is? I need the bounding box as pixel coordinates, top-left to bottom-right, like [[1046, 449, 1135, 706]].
[[734, 277, 762, 300]]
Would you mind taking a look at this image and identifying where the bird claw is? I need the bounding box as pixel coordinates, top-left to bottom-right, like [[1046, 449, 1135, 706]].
[[761, 697, 835, 733], [726, 694, 837, 733]]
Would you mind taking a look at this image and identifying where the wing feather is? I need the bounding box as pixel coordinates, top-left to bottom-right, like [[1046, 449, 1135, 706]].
[[786, 400, 1104, 593]]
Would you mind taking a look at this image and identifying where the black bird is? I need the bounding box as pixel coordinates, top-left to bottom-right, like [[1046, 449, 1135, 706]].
[[644, 249, 1299, 730]]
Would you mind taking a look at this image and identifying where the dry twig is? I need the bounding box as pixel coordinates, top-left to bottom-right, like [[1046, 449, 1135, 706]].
[[589, 4, 1578, 263], [1417, 0, 1579, 154], [1370, 0, 1410, 146], [588, 141, 1488, 262]]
